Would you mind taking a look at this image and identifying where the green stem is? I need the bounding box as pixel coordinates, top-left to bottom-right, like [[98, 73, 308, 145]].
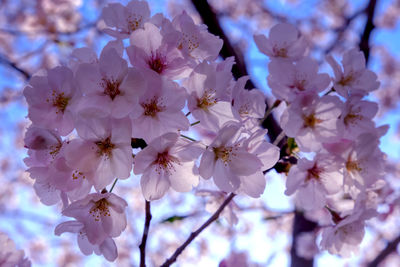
[[109, 178, 119, 193], [190, 121, 200, 126], [180, 134, 197, 142]]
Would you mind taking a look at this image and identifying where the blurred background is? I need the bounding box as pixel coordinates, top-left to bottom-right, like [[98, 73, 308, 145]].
[[1, 0, 400, 266]]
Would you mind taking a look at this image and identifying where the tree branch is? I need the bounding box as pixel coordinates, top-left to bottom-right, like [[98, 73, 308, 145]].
[[359, 0, 378, 64], [290, 211, 318, 267], [0, 54, 31, 80], [324, 9, 364, 55], [139, 200, 152, 267], [160, 193, 236, 267], [367, 235, 400, 267]]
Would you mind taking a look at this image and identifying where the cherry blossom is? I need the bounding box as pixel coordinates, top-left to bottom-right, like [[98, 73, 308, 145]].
[[231, 76, 266, 130], [24, 66, 79, 136], [267, 57, 330, 102], [320, 194, 377, 257], [323, 132, 386, 193], [131, 70, 189, 142], [185, 60, 237, 132], [0, 232, 31, 267], [337, 95, 378, 138], [280, 93, 342, 152], [134, 133, 204, 200], [65, 117, 133, 191], [55, 192, 128, 261], [127, 22, 190, 78], [75, 47, 146, 119], [327, 48, 380, 98], [254, 23, 308, 61], [285, 154, 343, 211], [163, 11, 223, 61], [19, 2, 389, 263], [199, 123, 264, 193], [101, 0, 151, 39]]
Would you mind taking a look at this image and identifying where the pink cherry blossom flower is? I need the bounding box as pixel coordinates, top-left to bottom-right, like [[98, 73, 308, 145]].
[[219, 251, 262, 267], [285, 154, 343, 211], [55, 221, 117, 262], [163, 11, 223, 61], [323, 132, 385, 193], [185, 60, 238, 131], [254, 23, 308, 61], [134, 133, 204, 200], [327, 48, 380, 98], [101, 0, 150, 39], [24, 126, 92, 205], [0, 232, 31, 267], [75, 47, 146, 119], [320, 193, 377, 257], [199, 123, 263, 193], [24, 66, 79, 136], [267, 57, 330, 102], [55, 192, 127, 261], [237, 129, 279, 198], [24, 126, 63, 166], [131, 70, 189, 142], [65, 117, 133, 191], [127, 22, 190, 79], [337, 95, 378, 138], [231, 76, 266, 131], [280, 93, 342, 152]]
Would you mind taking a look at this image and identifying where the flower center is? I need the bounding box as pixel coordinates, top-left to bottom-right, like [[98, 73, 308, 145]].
[[338, 73, 354, 86], [273, 47, 287, 58], [95, 137, 115, 157], [102, 78, 121, 100], [72, 170, 86, 180], [142, 97, 164, 117], [179, 32, 199, 52], [148, 53, 166, 74], [213, 146, 235, 164], [197, 89, 217, 110], [154, 151, 178, 174], [89, 198, 111, 221], [343, 113, 362, 126], [47, 90, 70, 114], [49, 142, 63, 159], [239, 102, 250, 116], [290, 79, 306, 91], [346, 159, 361, 173], [306, 163, 322, 181], [127, 15, 143, 32], [303, 113, 322, 128]]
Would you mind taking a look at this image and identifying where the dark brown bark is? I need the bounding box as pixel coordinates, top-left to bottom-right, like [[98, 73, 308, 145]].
[[290, 211, 318, 267], [359, 0, 378, 64], [367, 235, 400, 267]]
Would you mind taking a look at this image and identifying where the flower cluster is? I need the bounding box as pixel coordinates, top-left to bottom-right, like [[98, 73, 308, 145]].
[[0, 232, 31, 267], [23, 0, 279, 261], [255, 23, 385, 256]]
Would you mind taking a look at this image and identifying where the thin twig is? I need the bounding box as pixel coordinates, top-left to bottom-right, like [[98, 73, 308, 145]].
[[160, 193, 236, 267], [139, 200, 152, 267], [180, 134, 197, 142], [323, 9, 364, 55], [0, 54, 31, 80], [109, 178, 118, 193]]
